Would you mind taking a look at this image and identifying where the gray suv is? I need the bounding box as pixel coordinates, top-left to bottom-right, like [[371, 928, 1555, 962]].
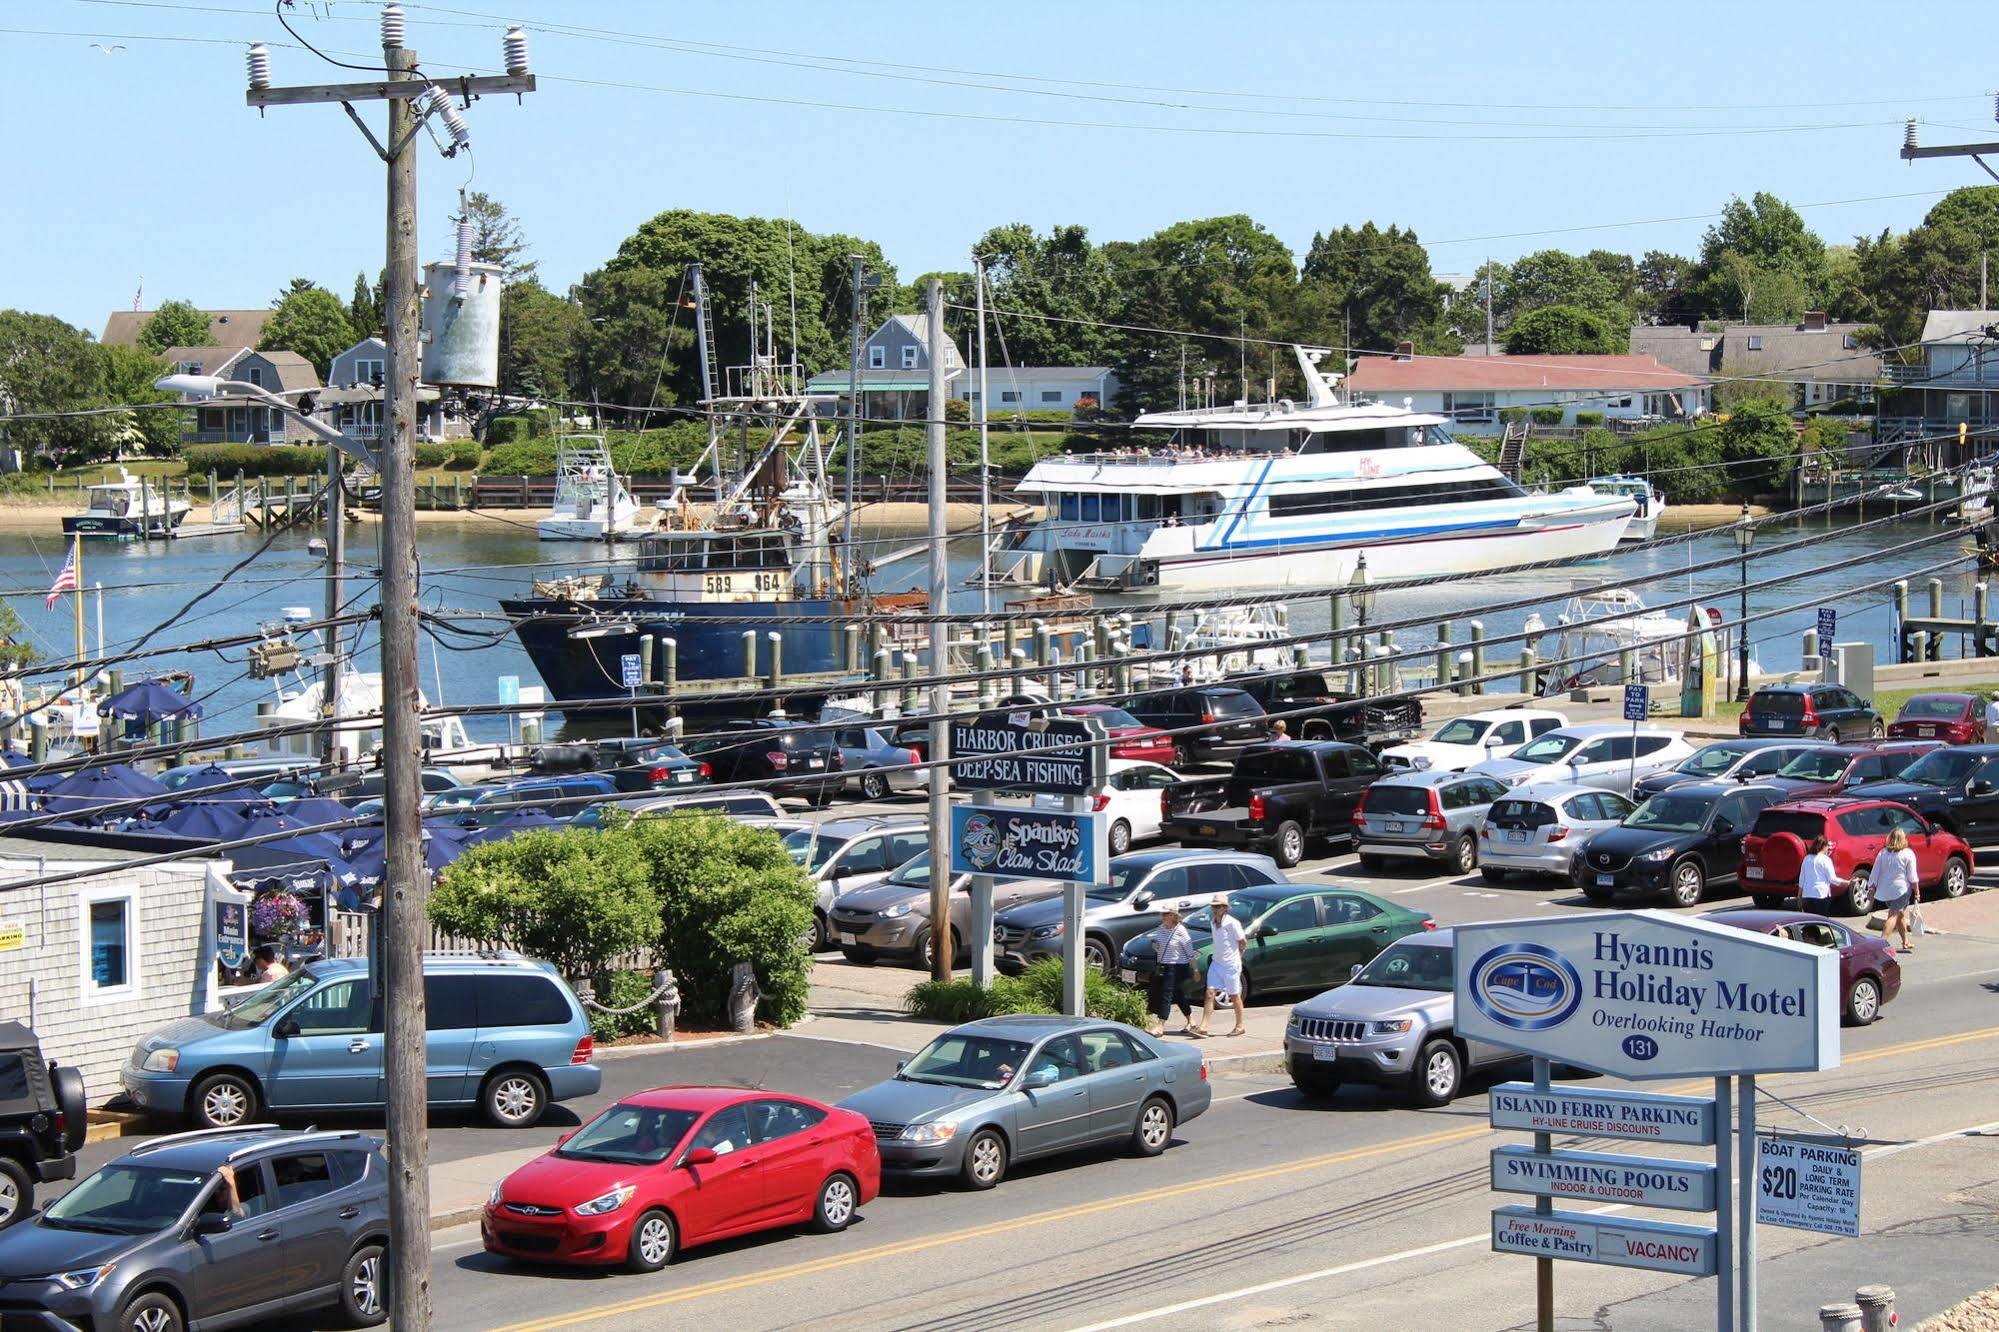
[[0, 1126, 388, 1330], [1353, 771, 1510, 874], [992, 849, 1288, 975], [829, 851, 1062, 969], [782, 817, 929, 951], [1283, 929, 1523, 1106]]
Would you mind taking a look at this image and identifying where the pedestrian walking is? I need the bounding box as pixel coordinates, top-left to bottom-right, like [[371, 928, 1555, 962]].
[[1194, 894, 1250, 1037], [1984, 691, 1999, 744], [1797, 835, 1848, 916], [1873, 827, 1921, 954], [1144, 907, 1196, 1036], [1269, 719, 1290, 742]]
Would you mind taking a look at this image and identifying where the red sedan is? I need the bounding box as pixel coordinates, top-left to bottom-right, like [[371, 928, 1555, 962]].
[[1703, 908, 1902, 1026], [1062, 704, 1177, 766], [483, 1087, 880, 1272], [1888, 692, 1982, 745]]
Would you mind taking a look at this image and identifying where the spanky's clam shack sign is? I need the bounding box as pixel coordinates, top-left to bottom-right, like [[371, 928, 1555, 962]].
[[1453, 910, 1838, 1079]]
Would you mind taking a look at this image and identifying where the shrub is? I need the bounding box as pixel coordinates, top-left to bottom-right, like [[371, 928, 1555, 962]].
[[905, 958, 1149, 1028], [183, 443, 327, 477], [990, 408, 1074, 425], [412, 443, 450, 469], [1573, 411, 1605, 427], [587, 967, 664, 1043], [429, 828, 658, 982], [624, 814, 816, 1027], [944, 397, 970, 423], [482, 440, 560, 476], [444, 439, 481, 468], [485, 415, 532, 445], [1529, 407, 1566, 427], [1499, 406, 1531, 424]]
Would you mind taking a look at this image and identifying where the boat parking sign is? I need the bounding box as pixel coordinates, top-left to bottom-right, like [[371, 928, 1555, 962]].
[[1757, 1137, 1861, 1237]]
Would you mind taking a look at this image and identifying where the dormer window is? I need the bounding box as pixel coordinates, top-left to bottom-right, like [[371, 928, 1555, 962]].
[[1746, 336, 1763, 351], [245, 366, 264, 387], [868, 346, 885, 370], [900, 345, 919, 369]]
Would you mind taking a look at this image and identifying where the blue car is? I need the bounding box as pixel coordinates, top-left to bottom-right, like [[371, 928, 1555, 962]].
[[120, 954, 601, 1130]]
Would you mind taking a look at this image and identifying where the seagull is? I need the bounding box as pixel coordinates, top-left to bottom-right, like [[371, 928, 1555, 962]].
[[89, 43, 126, 55]]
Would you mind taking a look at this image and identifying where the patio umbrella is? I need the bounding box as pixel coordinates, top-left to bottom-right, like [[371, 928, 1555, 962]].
[[236, 805, 351, 862], [98, 679, 204, 728], [459, 809, 564, 847], [346, 826, 467, 883], [158, 802, 256, 841], [40, 763, 169, 821]]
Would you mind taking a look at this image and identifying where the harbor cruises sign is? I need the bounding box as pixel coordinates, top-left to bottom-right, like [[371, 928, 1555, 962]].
[[950, 804, 1106, 885], [1453, 910, 1838, 1080], [947, 713, 1105, 797]]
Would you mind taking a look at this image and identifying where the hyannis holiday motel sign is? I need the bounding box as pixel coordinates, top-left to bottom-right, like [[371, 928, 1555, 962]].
[[1453, 910, 1837, 1080]]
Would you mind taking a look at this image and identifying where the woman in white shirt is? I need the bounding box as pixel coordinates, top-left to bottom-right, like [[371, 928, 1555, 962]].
[[1195, 895, 1251, 1038], [1143, 908, 1196, 1036], [1872, 827, 1921, 954], [1796, 836, 1848, 916]]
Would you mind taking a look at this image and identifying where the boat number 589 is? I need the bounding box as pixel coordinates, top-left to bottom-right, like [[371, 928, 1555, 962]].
[[705, 573, 784, 593]]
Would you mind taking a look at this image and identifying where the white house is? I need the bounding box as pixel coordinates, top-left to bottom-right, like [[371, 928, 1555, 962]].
[[1343, 351, 1708, 428], [960, 366, 1119, 415]]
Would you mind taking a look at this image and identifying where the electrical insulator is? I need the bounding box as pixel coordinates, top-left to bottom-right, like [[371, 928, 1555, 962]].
[[381, 4, 405, 49], [427, 85, 471, 153], [246, 43, 271, 91], [453, 214, 475, 298], [1904, 118, 1919, 152], [503, 25, 530, 76], [1992, 89, 1998, 125]]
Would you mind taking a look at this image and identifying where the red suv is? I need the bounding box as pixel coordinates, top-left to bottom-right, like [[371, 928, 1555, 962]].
[[1740, 797, 1973, 915], [1887, 693, 1982, 745], [1061, 704, 1178, 766]]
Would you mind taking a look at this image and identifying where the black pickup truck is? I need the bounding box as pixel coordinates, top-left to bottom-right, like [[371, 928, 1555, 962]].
[[1234, 671, 1421, 749], [1161, 741, 1384, 867]]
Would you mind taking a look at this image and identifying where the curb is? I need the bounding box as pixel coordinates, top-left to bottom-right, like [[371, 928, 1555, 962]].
[[1200, 1048, 1287, 1075], [432, 1205, 485, 1233]]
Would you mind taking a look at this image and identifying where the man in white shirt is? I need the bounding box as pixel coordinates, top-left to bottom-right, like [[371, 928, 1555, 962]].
[[1194, 894, 1250, 1037], [1984, 693, 1999, 744]]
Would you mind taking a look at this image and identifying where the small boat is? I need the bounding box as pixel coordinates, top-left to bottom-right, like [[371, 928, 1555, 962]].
[[1528, 588, 1757, 695], [537, 436, 645, 542], [1586, 475, 1667, 542], [63, 469, 192, 540], [1958, 467, 1993, 524], [1175, 605, 1294, 679]]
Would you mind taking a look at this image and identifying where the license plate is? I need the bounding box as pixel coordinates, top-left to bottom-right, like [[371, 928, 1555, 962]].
[[1920, 726, 1936, 737], [1198, 825, 1218, 837], [1312, 1045, 1340, 1062], [837, 932, 857, 945], [1744, 866, 1764, 879], [1120, 968, 1138, 985], [1507, 830, 1527, 843], [1386, 821, 1404, 834], [1596, 873, 1615, 886], [803, 757, 823, 768], [675, 771, 693, 783]]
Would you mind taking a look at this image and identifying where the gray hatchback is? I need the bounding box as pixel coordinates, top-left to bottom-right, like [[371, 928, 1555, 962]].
[[1354, 771, 1510, 874], [0, 1126, 388, 1331], [837, 1015, 1211, 1189]]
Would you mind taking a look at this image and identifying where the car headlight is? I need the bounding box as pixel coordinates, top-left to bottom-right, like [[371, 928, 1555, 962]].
[[1411, 756, 1432, 772], [141, 1048, 179, 1073], [881, 902, 913, 919], [488, 1183, 504, 1207], [1029, 923, 1063, 940], [51, 1264, 115, 1291], [1369, 1018, 1415, 1034], [1642, 847, 1676, 861], [899, 1120, 959, 1143], [573, 1185, 636, 1217]]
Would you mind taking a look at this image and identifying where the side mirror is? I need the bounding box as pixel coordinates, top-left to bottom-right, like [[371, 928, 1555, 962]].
[[1132, 891, 1154, 910], [1252, 924, 1276, 940], [894, 1059, 906, 1073], [1713, 819, 1735, 837], [194, 1212, 232, 1236], [1021, 1068, 1058, 1091], [273, 1017, 299, 1039], [1484, 733, 1506, 749], [1974, 780, 1994, 796], [1349, 963, 1364, 980], [683, 1147, 718, 1168], [556, 1130, 576, 1146]]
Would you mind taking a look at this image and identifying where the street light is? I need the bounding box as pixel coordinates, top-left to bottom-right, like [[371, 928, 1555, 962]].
[[1350, 551, 1376, 629], [153, 374, 377, 465], [1732, 504, 1756, 701]]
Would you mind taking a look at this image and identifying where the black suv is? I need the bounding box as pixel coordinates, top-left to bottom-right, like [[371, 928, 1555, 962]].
[[527, 737, 710, 793], [1846, 744, 1999, 847], [1575, 781, 1787, 908], [1124, 686, 1270, 766], [682, 719, 846, 805], [0, 1126, 389, 1330], [0, 1023, 86, 1229], [1740, 683, 1882, 741]]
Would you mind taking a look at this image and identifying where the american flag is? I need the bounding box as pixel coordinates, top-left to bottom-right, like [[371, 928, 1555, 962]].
[[44, 546, 77, 610]]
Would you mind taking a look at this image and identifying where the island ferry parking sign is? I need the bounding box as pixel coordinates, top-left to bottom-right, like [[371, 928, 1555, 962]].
[[1453, 910, 1837, 1080]]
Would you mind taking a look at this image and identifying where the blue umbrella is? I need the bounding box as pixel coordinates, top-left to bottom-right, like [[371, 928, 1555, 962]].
[[460, 809, 564, 847], [158, 802, 255, 841], [347, 826, 467, 883], [160, 763, 269, 804], [98, 679, 204, 727], [236, 805, 350, 862], [40, 763, 169, 821]]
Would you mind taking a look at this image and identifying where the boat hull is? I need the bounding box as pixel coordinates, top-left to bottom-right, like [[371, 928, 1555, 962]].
[[62, 511, 190, 541], [537, 519, 628, 542]]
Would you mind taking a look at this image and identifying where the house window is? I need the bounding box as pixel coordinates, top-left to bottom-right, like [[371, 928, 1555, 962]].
[[1000, 390, 1022, 404], [868, 346, 885, 370], [1041, 390, 1064, 403], [79, 889, 138, 1004], [355, 359, 384, 386], [1746, 336, 1763, 351], [199, 408, 223, 431], [900, 345, 919, 369], [176, 360, 204, 377], [245, 366, 264, 388], [1438, 391, 1496, 423], [1842, 334, 1857, 350]]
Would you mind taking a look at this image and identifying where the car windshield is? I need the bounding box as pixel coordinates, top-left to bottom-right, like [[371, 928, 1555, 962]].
[[1777, 750, 1854, 781], [899, 1034, 1034, 1089], [887, 851, 934, 887], [1625, 794, 1713, 832], [1896, 749, 1983, 787], [1207, 691, 1261, 718], [1351, 941, 1453, 992], [214, 971, 319, 1028], [261, 779, 312, 801], [1086, 707, 1143, 729], [1490, 799, 1556, 827], [426, 788, 482, 810], [1365, 784, 1433, 816], [1085, 863, 1149, 904], [1511, 733, 1581, 763], [1235, 750, 1318, 783], [1679, 743, 1751, 775], [557, 1103, 701, 1166], [1431, 719, 1489, 746], [781, 828, 844, 871], [1899, 696, 1969, 720], [44, 1164, 210, 1235]]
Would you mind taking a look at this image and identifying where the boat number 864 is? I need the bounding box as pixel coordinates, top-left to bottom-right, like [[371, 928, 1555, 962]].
[[706, 573, 784, 593]]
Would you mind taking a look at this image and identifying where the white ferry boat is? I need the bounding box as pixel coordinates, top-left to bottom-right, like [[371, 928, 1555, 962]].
[[1006, 347, 1635, 592], [1586, 475, 1667, 542]]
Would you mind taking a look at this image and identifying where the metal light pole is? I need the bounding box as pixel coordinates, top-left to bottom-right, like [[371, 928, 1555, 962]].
[[1733, 506, 1756, 701], [1350, 553, 1376, 695], [925, 277, 954, 982]]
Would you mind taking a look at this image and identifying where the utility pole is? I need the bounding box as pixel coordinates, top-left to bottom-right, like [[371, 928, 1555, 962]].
[[1899, 117, 1999, 183], [245, 14, 534, 1328], [846, 256, 864, 560], [925, 276, 953, 982], [1485, 257, 1496, 351], [974, 257, 992, 618], [321, 440, 344, 769]]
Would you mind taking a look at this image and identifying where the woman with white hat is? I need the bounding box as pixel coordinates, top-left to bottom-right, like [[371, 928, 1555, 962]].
[[1194, 894, 1249, 1037]]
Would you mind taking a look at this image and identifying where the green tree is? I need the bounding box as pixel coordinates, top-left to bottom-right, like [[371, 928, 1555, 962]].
[[0, 310, 112, 465], [573, 265, 689, 409], [973, 223, 1122, 366], [0, 599, 36, 668], [273, 277, 318, 305], [137, 299, 210, 354], [1502, 304, 1628, 355], [99, 343, 184, 456], [1865, 187, 1999, 343], [451, 191, 538, 284], [1635, 251, 1696, 323], [346, 271, 381, 336], [1500, 250, 1629, 327], [1691, 193, 1831, 321], [1718, 397, 1800, 495], [1301, 222, 1453, 355], [260, 286, 355, 377], [500, 279, 588, 400], [429, 828, 658, 982]]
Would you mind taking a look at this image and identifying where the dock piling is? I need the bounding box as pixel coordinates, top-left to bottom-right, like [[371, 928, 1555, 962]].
[[1469, 622, 1485, 694]]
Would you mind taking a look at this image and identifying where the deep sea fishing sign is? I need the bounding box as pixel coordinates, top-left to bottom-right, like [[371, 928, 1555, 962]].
[[1453, 911, 1837, 1079]]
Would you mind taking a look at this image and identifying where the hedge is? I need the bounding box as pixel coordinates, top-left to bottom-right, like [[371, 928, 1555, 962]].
[[588, 967, 663, 1043], [1573, 411, 1605, 427], [485, 416, 532, 446], [482, 440, 558, 476], [989, 408, 1075, 425], [1529, 407, 1566, 426], [182, 444, 328, 477], [906, 958, 1149, 1028]]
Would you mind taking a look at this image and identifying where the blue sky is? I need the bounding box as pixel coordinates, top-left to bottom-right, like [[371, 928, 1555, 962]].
[[5, 0, 1996, 338]]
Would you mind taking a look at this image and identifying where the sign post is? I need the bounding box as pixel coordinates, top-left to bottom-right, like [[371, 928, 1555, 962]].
[[1623, 683, 1649, 793], [620, 653, 642, 737], [497, 674, 520, 750], [1817, 607, 1838, 647]]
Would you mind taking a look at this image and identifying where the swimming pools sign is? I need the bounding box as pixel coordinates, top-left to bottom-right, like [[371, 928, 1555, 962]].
[[1453, 911, 1838, 1080]]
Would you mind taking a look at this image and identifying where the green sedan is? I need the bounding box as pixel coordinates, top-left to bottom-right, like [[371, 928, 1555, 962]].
[[1115, 884, 1434, 1002]]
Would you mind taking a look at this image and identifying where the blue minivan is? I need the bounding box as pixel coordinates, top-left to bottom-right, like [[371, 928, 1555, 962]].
[[120, 954, 602, 1130]]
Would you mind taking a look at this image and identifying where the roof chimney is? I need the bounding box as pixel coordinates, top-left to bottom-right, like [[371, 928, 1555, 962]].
[[1802, 311, 1827, 332], [1393, 340, 1415, 361]]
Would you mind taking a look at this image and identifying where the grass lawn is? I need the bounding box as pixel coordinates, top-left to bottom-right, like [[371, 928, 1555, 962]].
[[1711, 679, 1999, 726]]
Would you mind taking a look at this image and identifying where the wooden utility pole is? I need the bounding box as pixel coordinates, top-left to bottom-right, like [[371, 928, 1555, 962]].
[[246, 16, 534, 1328], [925, 277, 953, 982], [321, 434, 344, 768]]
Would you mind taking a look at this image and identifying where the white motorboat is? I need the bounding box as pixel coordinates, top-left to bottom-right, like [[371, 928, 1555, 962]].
[[1958, 466, 1993, 523], [62, 468, 192, 540], [1527, 588, 1757, 695], [537, 436, 646, 542], [1587, 475, 1667, 542], [1173, 606, 1295, 679], [1003, 346, 1635, 592]]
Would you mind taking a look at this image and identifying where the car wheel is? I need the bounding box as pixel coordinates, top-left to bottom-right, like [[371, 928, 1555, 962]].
[[1869, 719, 1885, 739], [916, 925, 956, 972], [1479, 866, 1508, 884], [1272, 821, 1305, 868], [1844, 868, 1877, 916], [840, 946, 877, 966], [189, 1072, 259, 1129], [1129, 1096, 1174, 1157], [1845, 975, 1883, 1027], [960, 1128, 1008, 1190], [118, 1292, 184, 1332], [481, 1069, 548, 1129], [1452, 834, 1478, 875], [626, 1209, 676, 1273], [812, 1172, 859, 1233], [1290, 1068, 1342, 1099], [1816, 724, 1839, 741], [859, 771, 889, 802], [1172, 743, 1193, 769], [337, 1242, 388, 1327], [1108, 819, 1133, 857], [1410, 1040, 1464, 1107], [1082, 936, 1115, 976], [0, 1158, 30, 1231], [1940, 855, 1971, 899], [1668, 859, 1704, 909], [810, 910, 830, 953]]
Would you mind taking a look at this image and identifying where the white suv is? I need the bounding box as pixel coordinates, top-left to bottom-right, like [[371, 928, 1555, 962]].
[[1381, 708, 1568, 773], [1467, 722, 1696, 795]]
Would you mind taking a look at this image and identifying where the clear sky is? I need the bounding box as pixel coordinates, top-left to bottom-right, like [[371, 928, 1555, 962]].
[[5, 0, 1996, 337]]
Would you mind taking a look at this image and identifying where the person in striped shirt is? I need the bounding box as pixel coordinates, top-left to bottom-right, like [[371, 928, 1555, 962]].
[[1145, 907, 1196, 1036]]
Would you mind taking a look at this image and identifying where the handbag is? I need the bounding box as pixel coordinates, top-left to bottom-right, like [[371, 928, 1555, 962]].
[[1909, 902, 1926, 936]]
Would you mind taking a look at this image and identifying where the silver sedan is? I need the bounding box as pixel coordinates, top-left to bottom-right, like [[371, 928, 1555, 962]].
[[1476, 782, 1636, 880]]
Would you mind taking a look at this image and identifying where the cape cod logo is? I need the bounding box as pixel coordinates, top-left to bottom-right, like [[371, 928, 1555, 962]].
[[958, 812, 1002, 871], [1469, 943, 1583, 1032]]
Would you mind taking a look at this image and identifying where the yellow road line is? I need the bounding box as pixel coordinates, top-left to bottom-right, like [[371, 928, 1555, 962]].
[[487, 1022, 1999, 1331]]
